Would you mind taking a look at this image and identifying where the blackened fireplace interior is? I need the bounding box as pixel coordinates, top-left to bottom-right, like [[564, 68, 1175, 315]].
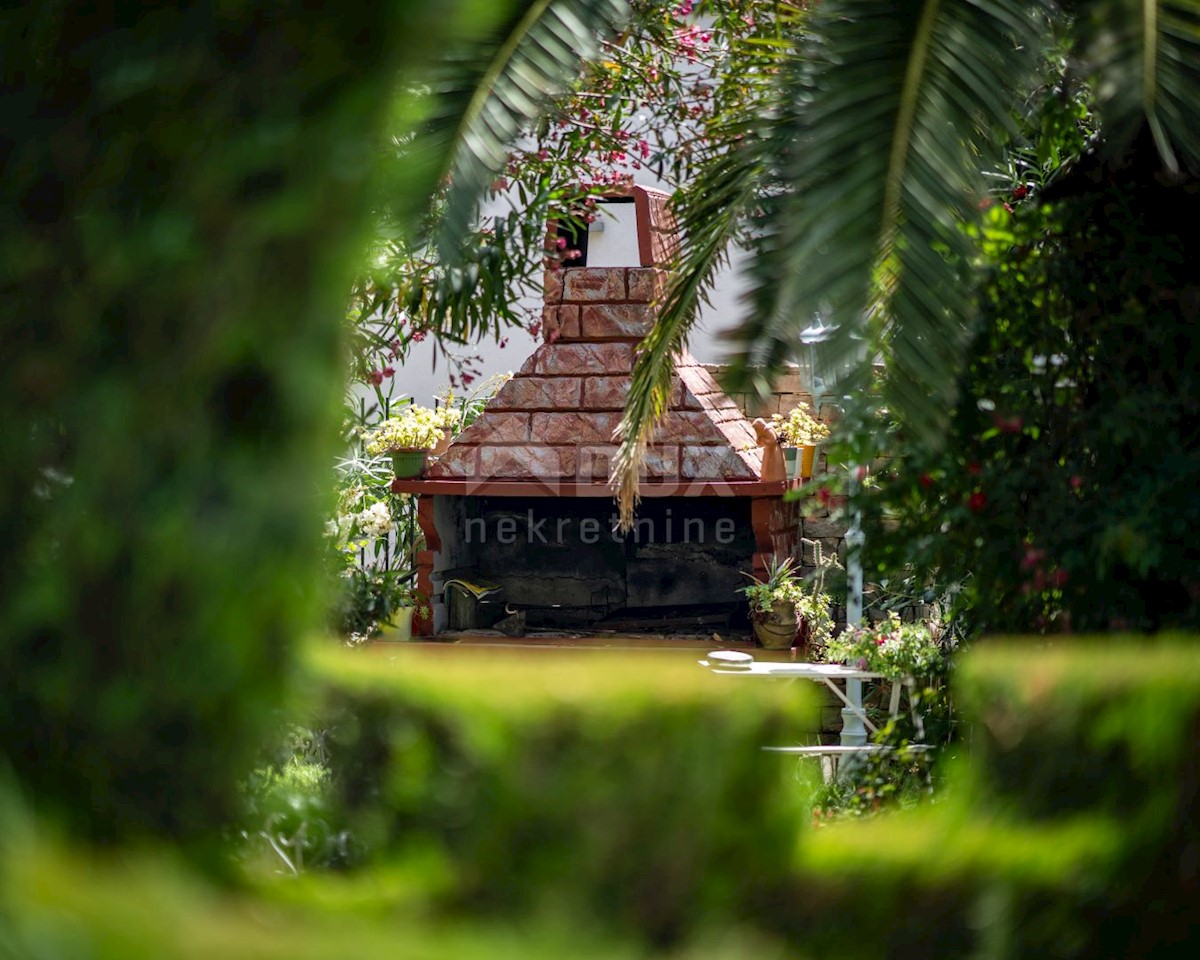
[[432, 494, 755, 630]]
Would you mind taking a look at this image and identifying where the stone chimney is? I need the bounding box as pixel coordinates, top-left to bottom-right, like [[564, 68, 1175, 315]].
[[427, 184, 763, 487]]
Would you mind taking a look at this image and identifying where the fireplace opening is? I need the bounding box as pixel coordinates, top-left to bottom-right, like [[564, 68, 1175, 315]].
[[432, 494, 756, 631]]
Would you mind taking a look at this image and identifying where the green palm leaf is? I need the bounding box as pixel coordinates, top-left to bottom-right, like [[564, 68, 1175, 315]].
[[612, 34, 801, 526], [727, 0, 1052, 440], [1075, 0, 1200, 172], [417, 0, 630, 261]]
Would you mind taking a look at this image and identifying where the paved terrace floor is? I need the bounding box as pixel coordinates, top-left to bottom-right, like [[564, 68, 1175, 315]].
[[369, 630, 808, 661]]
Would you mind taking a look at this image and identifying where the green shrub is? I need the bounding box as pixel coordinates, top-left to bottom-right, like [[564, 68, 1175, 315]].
[[0, 1, 454, 849], [306, 645, 813, 943], [773, 636, 1200, 959], [0, 808, 673, 960]]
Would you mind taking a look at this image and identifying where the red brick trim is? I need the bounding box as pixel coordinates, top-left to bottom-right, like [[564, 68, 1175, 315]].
[[391, 479, 793, 497]]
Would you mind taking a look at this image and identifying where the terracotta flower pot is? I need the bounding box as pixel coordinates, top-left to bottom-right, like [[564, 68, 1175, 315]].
[[753, 600, 799, 649]]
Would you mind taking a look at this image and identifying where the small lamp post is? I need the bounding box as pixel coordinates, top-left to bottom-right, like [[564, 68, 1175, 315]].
[[799, 313, 834, 404], [798, 314, 868, 748]]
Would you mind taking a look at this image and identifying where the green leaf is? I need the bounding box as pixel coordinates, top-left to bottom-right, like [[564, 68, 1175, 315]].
[[706, 0, 1050, 444], [420, 0, 630, 260]]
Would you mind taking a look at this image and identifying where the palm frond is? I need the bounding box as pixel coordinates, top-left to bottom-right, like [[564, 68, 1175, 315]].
[[1076, 0, 1200, 173], [611, 127, 771, 527], [726, 0, 1051, 440], [418, 0, 630, 262], [611, 37, 799, 528]]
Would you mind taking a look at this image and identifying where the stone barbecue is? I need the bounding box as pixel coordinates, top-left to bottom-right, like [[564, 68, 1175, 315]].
[[395, 184, 799, 635]]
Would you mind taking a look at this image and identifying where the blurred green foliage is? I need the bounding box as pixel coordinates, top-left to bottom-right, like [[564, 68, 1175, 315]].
[[854, 79, 1200, 635], [8, 638, 1200, 958], [776, 636, 1200, 958], [0, 0, 506, 848], [307, 646, 811, 943]]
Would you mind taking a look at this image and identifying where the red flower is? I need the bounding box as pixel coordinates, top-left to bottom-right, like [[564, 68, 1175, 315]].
[[366, 370, 384, 386], [1052, 568, 1069, 589], [967, 460, 983, 476], [968, 491, 987, 513], [1012, 183, 1029, 200], [1070, 474, 1083, 490], [918, 473, 934, 489], [993, 413, 1023, 434], [1020, 546, 1045, 571], [816, 486, 833, 507]]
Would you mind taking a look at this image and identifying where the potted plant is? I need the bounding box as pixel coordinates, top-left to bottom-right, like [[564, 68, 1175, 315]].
[[364, 404, 458, 477], [820, 613, 942, 679], [325, 448, 426, 644], [740, 555, 836, 652], [771, 403, 831, 479]]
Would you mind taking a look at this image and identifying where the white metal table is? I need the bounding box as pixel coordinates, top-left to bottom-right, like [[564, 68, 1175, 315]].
[[699, 652, 926, 769]]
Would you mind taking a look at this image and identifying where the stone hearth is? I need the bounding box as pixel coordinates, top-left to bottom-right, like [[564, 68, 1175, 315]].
[[394, 184, 801, 634]]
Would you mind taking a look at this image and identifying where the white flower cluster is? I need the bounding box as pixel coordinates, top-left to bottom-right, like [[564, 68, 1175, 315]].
[[325, 514, 354, 546], [358, 501, 395, 538]]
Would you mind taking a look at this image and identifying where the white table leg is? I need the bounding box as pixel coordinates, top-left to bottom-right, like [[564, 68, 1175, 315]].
[[821, 676, 874, 745]]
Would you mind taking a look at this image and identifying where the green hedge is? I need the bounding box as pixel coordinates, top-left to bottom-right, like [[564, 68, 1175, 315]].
[[769, 636, 1200, 959], [0, 0, 462, 849], [0, 816, 698, 960], [307, 645, 813, 943], [7, 638, 1200, 958]]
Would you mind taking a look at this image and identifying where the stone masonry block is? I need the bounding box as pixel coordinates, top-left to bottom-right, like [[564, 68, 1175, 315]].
[[490, 376, 582, 411], [582, 376, 691, 413], [477, 444, 578, 480], [544, 304, 581, 341], [563, 267, 626, 302], [542, 269, 563, 303], [801, 518, 849, 540], [680, 445, 757, 480], [581, 376, 630, 410], [581, 303, 654, 339], [575, 444, 618, 481], [536, 342, 636, 376], [530, 411, 622, 445], [451, 412, 530, 446], [626, 268, 664, 303], [426, 444, 478, 478], [670, 378, 686, 407], [661, 411, 729, 445], [774, 367, 803, 397], [643, 445, 681, 479]]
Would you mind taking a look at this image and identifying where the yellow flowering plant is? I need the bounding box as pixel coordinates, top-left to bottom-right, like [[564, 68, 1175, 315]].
[[771, 403, 831, 446], [364, 404, 458, 454]]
